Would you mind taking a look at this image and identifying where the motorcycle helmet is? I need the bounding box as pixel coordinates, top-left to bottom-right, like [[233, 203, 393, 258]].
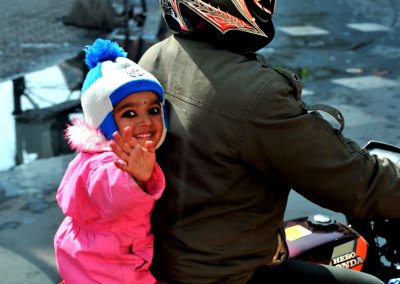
[[160, 0, 276, 52]]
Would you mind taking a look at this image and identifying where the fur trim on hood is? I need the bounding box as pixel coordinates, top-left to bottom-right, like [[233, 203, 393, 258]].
[[66, 117, 111, 153]]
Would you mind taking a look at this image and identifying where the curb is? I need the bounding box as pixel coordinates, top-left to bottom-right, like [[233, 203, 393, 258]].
[[0, 246, 53, 284]]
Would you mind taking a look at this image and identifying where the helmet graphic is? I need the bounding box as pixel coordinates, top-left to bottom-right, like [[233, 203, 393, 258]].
[[160, 0, 276, 52]]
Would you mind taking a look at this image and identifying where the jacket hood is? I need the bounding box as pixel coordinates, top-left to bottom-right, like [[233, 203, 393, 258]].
[[66, 118, 111, 153]]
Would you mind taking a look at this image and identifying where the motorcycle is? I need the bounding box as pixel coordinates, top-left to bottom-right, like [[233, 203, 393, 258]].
[[284, 140, 400, 284]]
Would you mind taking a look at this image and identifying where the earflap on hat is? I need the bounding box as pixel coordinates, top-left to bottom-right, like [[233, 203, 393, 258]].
[[80, 38, 167, 148]]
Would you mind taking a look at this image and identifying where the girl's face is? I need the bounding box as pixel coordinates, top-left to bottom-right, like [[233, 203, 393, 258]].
[[113, 91, 163, 147]]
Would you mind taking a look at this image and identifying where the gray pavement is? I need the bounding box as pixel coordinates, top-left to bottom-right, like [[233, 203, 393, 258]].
[[0, 0, 109, 83], [1, 0, 400, 283], [0, 155, 72, 284]]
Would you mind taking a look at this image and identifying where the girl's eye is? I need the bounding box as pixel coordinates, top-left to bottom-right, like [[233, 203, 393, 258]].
[[122, 110, 136, 118], [149, 106, 161, 115]]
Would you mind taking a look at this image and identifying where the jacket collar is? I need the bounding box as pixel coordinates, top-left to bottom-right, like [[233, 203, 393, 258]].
[[66, 118, 111, 153]]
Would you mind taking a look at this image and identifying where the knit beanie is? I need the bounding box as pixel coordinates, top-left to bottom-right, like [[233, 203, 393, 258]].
[[80, 38, 167, 148]]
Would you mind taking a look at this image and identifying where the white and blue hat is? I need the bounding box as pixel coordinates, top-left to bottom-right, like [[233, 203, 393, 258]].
[[80, 38, 167, 148]]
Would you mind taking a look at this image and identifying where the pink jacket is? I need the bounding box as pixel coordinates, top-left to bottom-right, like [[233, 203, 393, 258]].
[[54, 119, 165, 284]]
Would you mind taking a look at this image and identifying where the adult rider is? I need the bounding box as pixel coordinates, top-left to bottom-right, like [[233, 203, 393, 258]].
[[138, 0, 400, 283]]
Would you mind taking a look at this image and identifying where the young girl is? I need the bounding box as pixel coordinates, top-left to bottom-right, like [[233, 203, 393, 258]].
[[54, 38, 167, 284]]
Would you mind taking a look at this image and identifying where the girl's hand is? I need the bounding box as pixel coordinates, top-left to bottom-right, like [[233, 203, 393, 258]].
[[109, 126, 156, 183]]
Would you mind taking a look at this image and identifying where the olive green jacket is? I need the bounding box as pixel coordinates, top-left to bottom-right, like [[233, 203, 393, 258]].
[[138, 34, 400, 284]]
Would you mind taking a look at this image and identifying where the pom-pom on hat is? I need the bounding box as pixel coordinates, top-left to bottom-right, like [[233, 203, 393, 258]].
[[80, 38, 167, 148]]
